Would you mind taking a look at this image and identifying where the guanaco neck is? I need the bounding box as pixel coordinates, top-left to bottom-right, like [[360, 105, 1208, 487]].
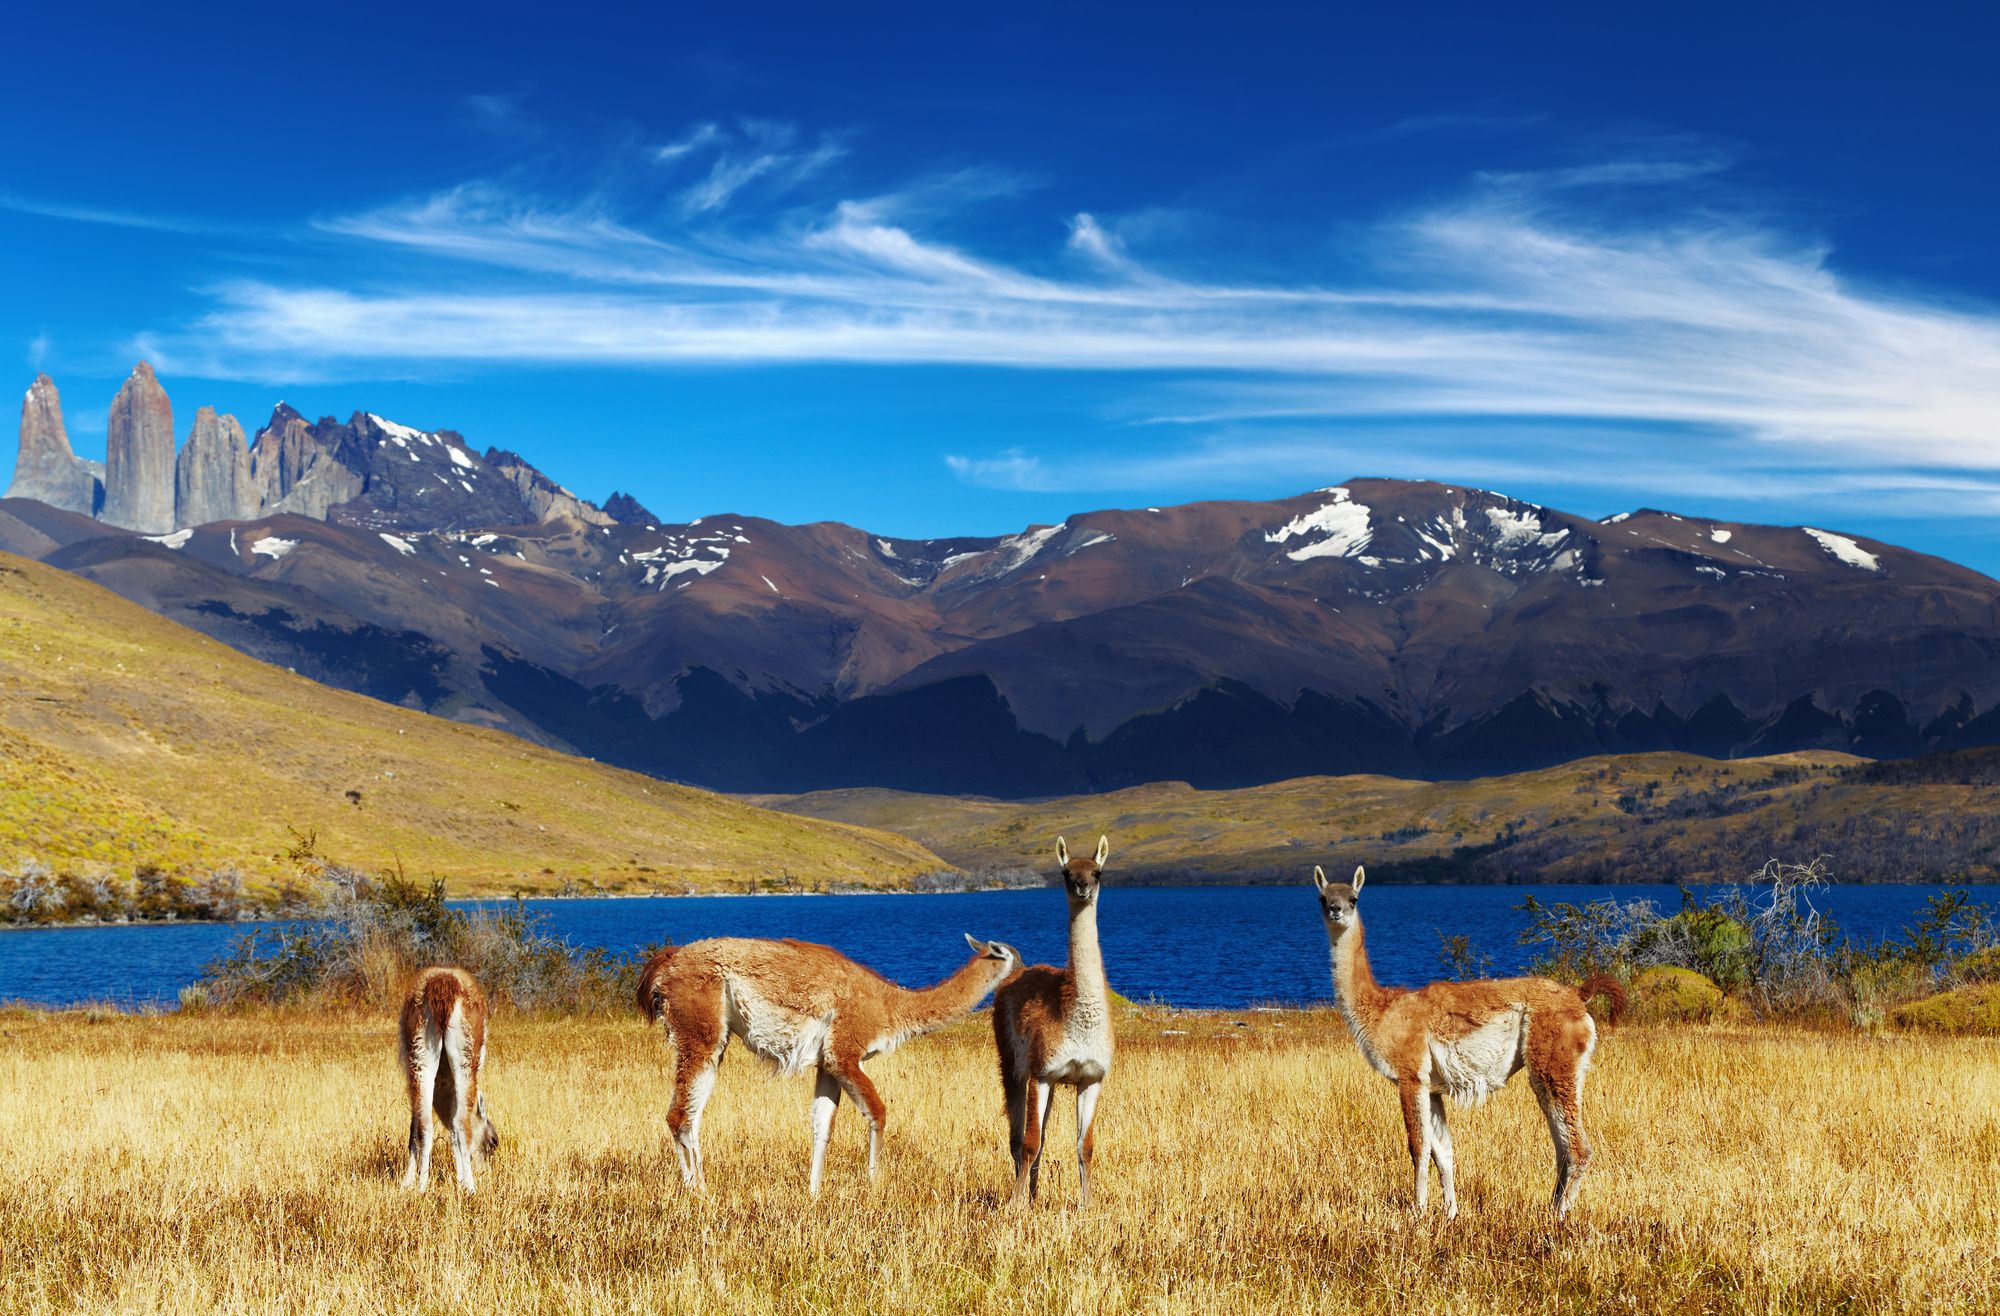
[[1330, 916, 1392, 1038], [892, 954, 1010, 1034], [1066, 895, 1109, 1025]]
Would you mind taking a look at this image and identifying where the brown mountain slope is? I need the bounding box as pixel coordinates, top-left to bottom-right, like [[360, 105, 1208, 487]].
[[757, 747, 2000, 885], [0, 551, 950, 894]]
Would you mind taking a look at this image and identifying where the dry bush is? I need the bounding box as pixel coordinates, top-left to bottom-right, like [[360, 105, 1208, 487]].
[[197, 865, 639, 1014]]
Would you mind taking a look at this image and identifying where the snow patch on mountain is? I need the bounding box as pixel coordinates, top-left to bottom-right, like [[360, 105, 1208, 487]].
[[1267, 488, 1373, 561], [378, 533, 417, 556], [1484, 506, 1567, 551], [143, 529, 193, 549], [1710, 529, 1732, 544], [368, 414, 427, 445], [997, 524, 1062, 572], [251, 536, 297, 560], [1804, 528, 1880, 571], [655, 558, 724, 586]]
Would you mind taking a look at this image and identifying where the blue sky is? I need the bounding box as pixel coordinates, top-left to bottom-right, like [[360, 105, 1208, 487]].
[[5, 1, 2000, 570]]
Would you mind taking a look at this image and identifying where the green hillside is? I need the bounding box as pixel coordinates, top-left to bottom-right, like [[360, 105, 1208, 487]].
[[0, 552, 950, 898]]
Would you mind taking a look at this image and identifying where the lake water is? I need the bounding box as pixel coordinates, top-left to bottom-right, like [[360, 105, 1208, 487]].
[[1, 883, 1990, 1010]]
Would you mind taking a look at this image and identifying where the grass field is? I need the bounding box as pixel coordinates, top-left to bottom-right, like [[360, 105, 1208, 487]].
[[0, 552, 947, 897], [1, 1006, 1993, 1314]]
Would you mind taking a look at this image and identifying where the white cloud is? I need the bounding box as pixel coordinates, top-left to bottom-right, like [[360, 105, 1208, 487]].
[[677, 119, 844, 214], [0, 192, 224, 234], [462, 93, 542, 142], [943, 449, 1055, 492], [654, 121, 721, 162], [146, 147, 2000, 510]]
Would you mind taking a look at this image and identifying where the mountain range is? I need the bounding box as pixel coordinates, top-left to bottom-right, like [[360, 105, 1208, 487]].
[[9, 365, 2000, 798]]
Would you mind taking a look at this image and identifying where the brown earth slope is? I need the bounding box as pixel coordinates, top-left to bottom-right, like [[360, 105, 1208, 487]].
[[759, 747, 2000, 885]]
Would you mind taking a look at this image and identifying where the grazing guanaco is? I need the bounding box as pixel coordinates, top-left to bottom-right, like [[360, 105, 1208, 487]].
[[636, 933, 1020, 1194], [1314, 865, 1625, 1219], [398, 966, 499, 1193], [993, 834, 1115, 1209]]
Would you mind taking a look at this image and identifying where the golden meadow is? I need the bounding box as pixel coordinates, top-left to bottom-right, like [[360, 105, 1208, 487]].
[[1, 1000, 1995, 1314]]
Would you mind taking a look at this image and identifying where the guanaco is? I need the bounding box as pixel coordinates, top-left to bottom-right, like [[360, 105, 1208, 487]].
[[636, 934, 1020, 1194], [992, 834, 1115, 1209], [398, 966, 499, 1193], [1315, 865, 1625, 1218]]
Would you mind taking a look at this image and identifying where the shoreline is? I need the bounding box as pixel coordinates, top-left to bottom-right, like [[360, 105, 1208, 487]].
[[4, 872, 1996, 932]]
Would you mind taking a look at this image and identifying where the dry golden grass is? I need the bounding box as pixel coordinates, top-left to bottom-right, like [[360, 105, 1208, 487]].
[[0, 552, 946, 895], [1, 1007, 1994, 1313]]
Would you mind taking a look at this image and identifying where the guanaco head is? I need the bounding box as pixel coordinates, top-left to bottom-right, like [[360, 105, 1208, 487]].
[[964, 933, 1022, 976], [1313, 864, 1366, 937], [474, 1091, 500, 1157], [1055, 834, 1109, 905]]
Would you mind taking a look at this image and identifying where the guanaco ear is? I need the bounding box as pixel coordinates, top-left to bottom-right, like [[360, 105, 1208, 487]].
[[1352, 865, 1367, 895], [1094, 834, 1109, 866], [1056, 835, 1069, 866], [965, 932, 985, 955], [1313, 865, 1328, 892]]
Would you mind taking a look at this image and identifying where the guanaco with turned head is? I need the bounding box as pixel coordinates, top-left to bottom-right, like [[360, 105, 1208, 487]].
[[636, 933, 1020, 1194], [992, 834, 1115, 1209], [1314, 865, 1625, 1219], [398, 966, 499, 1193]]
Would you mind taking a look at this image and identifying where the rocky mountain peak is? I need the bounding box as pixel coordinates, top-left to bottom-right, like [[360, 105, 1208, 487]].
[[7, 373, 101, 516], [100, 361, 177, 533], [175, 406, 254, 527], [603, 491, 658, 526], [486, 448, 614, 528]]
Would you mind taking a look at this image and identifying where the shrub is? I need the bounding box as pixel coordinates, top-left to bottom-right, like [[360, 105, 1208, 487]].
[[1629, 895, 1754, 992], [1436, 931, 1494, 982], [1514, 892, 1657, 980], [1629, 967, 1726, 1024], [198, 867, 643, 1014], [1890, 984, 2000, 1035], [1952, 946, 2000, 984]]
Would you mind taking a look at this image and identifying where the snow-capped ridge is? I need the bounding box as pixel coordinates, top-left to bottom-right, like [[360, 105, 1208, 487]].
[[1804, 528, 1880, 571], [1267, 487, 1373, 561]]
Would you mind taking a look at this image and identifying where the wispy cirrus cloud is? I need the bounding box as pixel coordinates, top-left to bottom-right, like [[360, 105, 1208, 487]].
[[135, 128, 2000, 511], [0, 191, 231, 234], [664, 118, 846, 215]]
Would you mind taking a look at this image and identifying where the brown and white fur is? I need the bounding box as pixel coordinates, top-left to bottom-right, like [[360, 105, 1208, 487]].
[[992, 834, 1115, 1209], [636, 933, 1019, 1194], [398, 966, 499, 1193], [1314, 865, 1625, 1219]]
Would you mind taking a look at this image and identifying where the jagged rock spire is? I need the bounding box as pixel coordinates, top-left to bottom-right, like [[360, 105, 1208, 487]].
[[603, 491, 658, 525], [100, 362, 176, 533], [175, 406, 254, 527], [7, 374, 101, 515]]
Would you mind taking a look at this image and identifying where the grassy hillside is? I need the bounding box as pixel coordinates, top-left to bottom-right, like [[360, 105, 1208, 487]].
[[0, 552, 950, 897], [759, 747, 2000, 884]]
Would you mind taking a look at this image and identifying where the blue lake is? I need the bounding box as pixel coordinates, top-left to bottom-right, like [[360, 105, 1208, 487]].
[[1, 883, 1990, 1010]]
